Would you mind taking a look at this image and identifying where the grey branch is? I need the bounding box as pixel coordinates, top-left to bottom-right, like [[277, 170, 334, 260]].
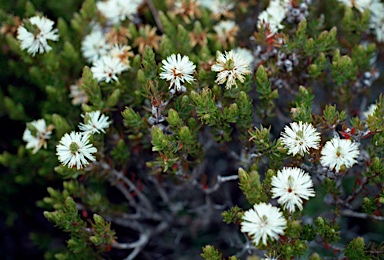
[[340, 209, 384, 221]]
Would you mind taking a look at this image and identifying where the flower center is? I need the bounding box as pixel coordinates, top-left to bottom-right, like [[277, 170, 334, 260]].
[[295, 130, 304, 145], [69, 142, 79, 154], [225, 59, 235, 70], [172, 68, 183, 78], [261, 215, 268, 226], [336, 146, 342, 157]]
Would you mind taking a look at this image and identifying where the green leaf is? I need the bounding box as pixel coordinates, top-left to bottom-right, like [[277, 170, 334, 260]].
[[344, 237, 370, 260], [201, 245, 222, 260]]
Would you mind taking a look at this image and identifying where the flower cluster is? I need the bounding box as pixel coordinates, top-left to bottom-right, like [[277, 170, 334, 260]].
[[82, 26, 130, 82], [241, 166, 315, 245], [55, 111, 111, 169]]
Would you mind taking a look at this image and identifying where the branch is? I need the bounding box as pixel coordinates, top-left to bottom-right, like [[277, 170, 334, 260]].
[[114, 221, 170, 260], [145, 0, 163, 33], [340, 209, 384, 221], [205, 175, 239, 194], [344, 177, 369, 204], [193, 175, 239, 194], [111, 170, 154, 212], [91, 161, 154, 213]]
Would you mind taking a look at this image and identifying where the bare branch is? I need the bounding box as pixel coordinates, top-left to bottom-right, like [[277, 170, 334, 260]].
[[340, 209, 384, 221], [194, 175, 239, 194]]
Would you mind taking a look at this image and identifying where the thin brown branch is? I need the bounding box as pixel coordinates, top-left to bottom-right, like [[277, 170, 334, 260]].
[[145, 0, 163, 33]]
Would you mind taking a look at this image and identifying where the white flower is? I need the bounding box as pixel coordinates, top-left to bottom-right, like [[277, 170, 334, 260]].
[[280, 121, 321, 156], [241, 203, 287, 246], [362, 104, 377, 119], [263, 252, 279, 260], [17, 16, 59, 56], [368, 0, 384, 17], [79, 111, 111, 134], [258, 0, 288, 35], [56, 131, 97, 170], [213, 20, 237, 42], [199, 0, 234, 17], [320, 138, 360, 172], [91, 55, 129, 82], [369, 2, 384, 43], [110, 44, 133, 65], [271, 167, 315, 213], [234, 47, 254, 69], [97, 0, 142, 24], [81, 28, 110, 63], [337, 0, 372, 12], [22, 119, 53, 154], [211, 50, 251, 89], [69, 84, 88, 106], [159, 53, 196, 91]]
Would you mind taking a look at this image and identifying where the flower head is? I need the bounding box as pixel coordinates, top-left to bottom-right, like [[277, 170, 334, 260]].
[[213, 20, 238, 48], [56, 131, 97, 169], [79, 111, 112, 134], [337, 0, 372, 12], [23, 119, 54, 154], [105, 26, 131, 45], [17, 16, 59, 56], [241, 203, 287, 246], [81, 28, 110, 63], [370, 9, 384, 42], [320, 138, 360, 172], [362, 104, 377, 119], [172, 0, 202, 23], [69, 80, 88, 106], [200, 0, 235, 19], [91, 55, 129, 82], [234, 47, 254, 69], [110, 44, 134, 65], [211, 50, 251, 89], [133, 25, 162, 54], [159, 53, 196, 91], [96, 0, 142, 24], [257, 0, 287, 36], [271, 167, 315, 213], [280, 121, 321, 156]]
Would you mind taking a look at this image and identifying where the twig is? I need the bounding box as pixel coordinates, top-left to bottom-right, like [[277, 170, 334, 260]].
[[145, 0, 163, 32], [148, 175, 170, 204], [113, 232, 149, 250], [205, 175, 239, 194], [111, 169, 154, 212], [115, 221, 169, 260], [113, 179, 140, 208], [340, 209, 384, 221]]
